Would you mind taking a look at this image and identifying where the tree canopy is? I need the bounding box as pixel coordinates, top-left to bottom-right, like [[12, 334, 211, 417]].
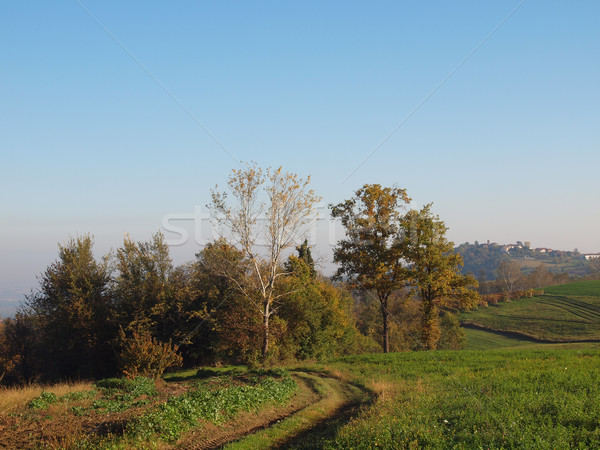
[[401, 205, 479, 349], [331, 184, 411, 353]]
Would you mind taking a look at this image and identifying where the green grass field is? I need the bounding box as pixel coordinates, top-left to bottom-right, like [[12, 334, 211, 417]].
[[545, 280, 600, 297], [464, 327, 600, 351], [325, 349, 600, 448], [460, 280, 600, 343]]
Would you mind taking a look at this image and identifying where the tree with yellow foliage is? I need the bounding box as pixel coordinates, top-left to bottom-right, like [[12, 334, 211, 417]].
[[331, 184, 411, 353], [401, 204, 479, 350]]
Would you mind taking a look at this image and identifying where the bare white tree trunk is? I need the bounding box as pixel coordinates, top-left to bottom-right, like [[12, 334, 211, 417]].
[[210, 163, 320, 361]]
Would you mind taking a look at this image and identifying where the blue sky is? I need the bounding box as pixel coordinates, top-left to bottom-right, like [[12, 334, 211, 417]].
[[1, 1, 599, 316]]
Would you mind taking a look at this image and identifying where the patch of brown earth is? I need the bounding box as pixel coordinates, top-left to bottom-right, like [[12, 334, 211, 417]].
[[0, 380, 193, 449]]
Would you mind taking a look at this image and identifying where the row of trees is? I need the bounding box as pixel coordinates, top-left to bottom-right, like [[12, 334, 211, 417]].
[[480, 260, 572, 296], [331, 185, 478, 351], [457, 241, 597, 284], [0, 233, 361, 384], [1, 163, 480, 384], [209, 167, 478, 355]]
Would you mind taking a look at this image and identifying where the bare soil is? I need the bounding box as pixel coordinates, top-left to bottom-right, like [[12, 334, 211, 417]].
[[0, 380, 191, 449]]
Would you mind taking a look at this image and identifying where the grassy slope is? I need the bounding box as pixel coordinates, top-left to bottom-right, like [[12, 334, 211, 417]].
[[464, 327, 600, 351], [545, 279, 600, 296], [325, 349, 600, 448], [460, 280, 600, 344]]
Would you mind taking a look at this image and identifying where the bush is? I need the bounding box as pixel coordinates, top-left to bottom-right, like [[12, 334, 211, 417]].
[[118, 327, 183, 379], [437, 311, 466, 350]]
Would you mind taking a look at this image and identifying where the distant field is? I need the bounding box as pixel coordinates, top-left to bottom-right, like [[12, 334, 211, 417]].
[[464, 327, 600, 351], [460, 280, 600, 343], [545, 279, 600, 297], [517, 257, 589, 276]]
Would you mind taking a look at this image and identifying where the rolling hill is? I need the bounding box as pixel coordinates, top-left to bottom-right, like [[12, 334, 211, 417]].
[[460, 280, 600, 349]]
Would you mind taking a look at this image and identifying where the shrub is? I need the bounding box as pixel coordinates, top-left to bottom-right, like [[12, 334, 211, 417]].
[[118, 327, 183, 379]]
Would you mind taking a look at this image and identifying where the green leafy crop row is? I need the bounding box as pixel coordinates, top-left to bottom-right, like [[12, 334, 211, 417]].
[[127, 372, 297, 443]]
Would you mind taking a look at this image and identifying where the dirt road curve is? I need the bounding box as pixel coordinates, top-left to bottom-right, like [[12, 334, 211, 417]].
[[178, 370, 372, 449]]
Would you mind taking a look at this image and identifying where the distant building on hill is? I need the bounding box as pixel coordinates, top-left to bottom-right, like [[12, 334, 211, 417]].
[[502, 244, 523, 253], [583, 253, 600, 260]]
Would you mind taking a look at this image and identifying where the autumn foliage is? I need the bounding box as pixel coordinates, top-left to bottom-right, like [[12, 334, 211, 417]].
[[118, 327, 182, 379], [0, 168, 516, 385]]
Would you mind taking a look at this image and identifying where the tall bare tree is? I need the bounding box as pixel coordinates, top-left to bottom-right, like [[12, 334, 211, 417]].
[[496, 259, 522, 296], [210, 163, 320, 359]]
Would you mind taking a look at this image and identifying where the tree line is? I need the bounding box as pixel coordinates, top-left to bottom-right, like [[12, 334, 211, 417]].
[[0, 164, 479, 385]]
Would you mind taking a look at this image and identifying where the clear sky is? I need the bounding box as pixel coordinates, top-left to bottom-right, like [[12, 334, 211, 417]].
[[1, 1, 599, 316]]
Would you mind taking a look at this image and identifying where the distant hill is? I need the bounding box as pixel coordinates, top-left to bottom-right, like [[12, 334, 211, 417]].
[[454, 242, 506, 280], [459, 280, 600, 344], [455, 242, 594, 281]]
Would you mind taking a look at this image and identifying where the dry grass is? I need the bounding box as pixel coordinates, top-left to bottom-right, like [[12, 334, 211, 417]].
[[0, 381, 94, 414], [369, 379, 397, 400], [328, 368, 350, 382]]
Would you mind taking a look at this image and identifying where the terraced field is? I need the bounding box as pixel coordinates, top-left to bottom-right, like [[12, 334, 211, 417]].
[[460, 280, 600, 343]]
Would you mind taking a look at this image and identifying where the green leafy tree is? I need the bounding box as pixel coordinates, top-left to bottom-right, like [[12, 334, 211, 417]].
[[188, 239, 257, 364], [281, 254, 359, 360], [400, 205, 479, 350], [437, 311, 467, 350], [24, 235, 114, 379], [588, 257, 600, 279], [112, 232, 174, 335], [295, 239, 316, 278], [331, 184, 411, 353], [0, 313, 39, 384]]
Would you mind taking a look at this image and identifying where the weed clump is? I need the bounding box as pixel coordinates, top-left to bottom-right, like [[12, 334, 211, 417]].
[[28, 391, 58, 410], [90, 377, 157, 413]]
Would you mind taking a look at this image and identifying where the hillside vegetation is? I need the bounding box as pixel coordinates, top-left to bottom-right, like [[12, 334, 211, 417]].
[[460, 280, 600, 343], [455, 241, 595, 280]]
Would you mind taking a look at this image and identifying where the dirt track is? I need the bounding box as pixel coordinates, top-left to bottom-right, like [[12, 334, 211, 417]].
[[181, 370, 372, 450]]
